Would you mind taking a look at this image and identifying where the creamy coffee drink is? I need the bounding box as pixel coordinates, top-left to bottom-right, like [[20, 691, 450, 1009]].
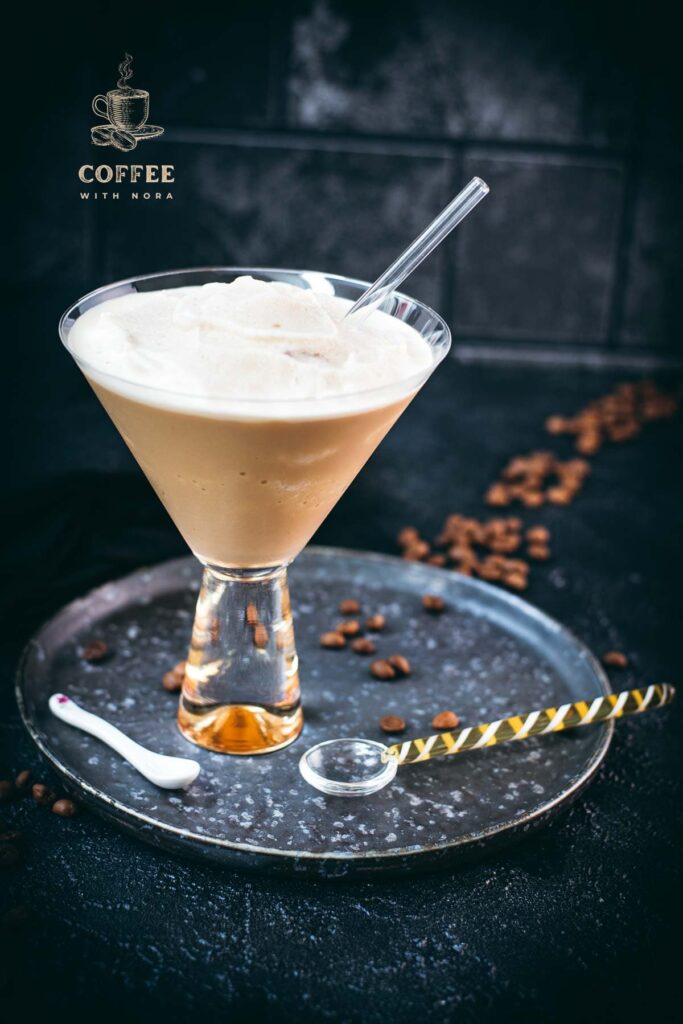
[[68, 277, 434, 568]]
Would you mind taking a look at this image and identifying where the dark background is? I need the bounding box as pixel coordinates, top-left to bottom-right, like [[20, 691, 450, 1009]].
[[3, 2, 682, 1022]]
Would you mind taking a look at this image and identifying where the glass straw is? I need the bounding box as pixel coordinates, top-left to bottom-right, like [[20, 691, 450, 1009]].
[[345, 176, 489, 320]]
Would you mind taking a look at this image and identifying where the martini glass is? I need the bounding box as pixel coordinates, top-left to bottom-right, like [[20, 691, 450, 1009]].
[[59, 268, 451, 755]]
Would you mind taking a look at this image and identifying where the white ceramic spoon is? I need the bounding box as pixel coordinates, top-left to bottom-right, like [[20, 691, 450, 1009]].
[[49, 693, 200, 789]]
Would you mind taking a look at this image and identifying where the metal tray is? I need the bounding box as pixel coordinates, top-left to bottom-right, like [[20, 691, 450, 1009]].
[[17, 547, 612, 877]]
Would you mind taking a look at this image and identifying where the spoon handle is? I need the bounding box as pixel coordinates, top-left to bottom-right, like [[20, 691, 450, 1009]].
[[49, 694, 200, 788], [383, 684, 676, 765]]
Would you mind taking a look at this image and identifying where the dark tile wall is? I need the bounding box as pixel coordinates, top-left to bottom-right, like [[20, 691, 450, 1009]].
[[10, 0, 682, 364]]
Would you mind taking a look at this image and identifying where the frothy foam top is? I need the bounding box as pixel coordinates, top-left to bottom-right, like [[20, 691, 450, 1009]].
[[68, 277, 434, 414]]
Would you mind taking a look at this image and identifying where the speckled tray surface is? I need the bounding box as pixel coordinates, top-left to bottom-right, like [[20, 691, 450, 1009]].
[[17, 547, 612, 877]]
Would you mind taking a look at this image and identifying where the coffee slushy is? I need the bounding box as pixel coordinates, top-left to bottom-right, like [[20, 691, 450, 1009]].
[[68, 276, 434, 569]]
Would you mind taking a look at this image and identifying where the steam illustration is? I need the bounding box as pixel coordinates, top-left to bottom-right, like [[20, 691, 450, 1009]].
[[117, 53, 134, 91]]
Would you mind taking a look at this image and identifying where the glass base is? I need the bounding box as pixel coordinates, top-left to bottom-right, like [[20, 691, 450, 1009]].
[[177, 562, 302, 755], [178, 697, 303, 755]]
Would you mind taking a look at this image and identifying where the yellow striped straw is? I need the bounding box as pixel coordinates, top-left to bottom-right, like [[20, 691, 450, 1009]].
[[382, 684, 675, 766]]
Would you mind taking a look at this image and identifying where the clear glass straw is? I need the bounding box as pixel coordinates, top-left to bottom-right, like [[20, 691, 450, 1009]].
[[345, 176, 489, 320]]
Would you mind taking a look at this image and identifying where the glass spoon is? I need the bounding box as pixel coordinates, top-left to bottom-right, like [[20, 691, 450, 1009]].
[[299, 684, 675, 796]]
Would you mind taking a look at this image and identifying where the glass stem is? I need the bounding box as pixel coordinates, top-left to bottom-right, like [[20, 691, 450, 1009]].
[[177, 563, 302, 754]]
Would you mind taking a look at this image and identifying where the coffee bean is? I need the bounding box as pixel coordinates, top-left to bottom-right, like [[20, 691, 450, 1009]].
[[52, 799, 78, 818], [0, 831, 23, 844], [339, 599, 361, 615], [365, 614, 386, 632], [162, 672, 181, 692], [387, 655, 411, 677], [403, 540, 430, 560], [336, 619, 361, 637], [0, 845, 19, 868], [162, 669, 183, 692], [81, 639, 109, 663], [485, 484, 511, 507], [350, 637, 376, 656], [478, 558, 504, 581], [525, 526, 550, 544], [0, 781, 15, 803], [602, 650, 628, 669], [245, 603, 259, 626], [253, 624, 268, 649], [505, 572, 528, 591], [547, 487, 572, 505], [379, 715, 406, 734], [576, 433, 601, 455], [320, 631, 346, 650], [427, 554, 447, 567], [31, 783, 55, 807], [527, 544, 551, 560], [422, 594, 445, 614], [14, 770, 32, 791], [545, 415, 568, 434], [397, 527, 420, 548], [370, 659, 397, 681], [431, 710, 460, 730], [521, 491, 544, 508]]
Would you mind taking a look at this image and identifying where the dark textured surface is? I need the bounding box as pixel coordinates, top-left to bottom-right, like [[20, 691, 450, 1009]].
[[9, 0, 683, 360], [18, 551, 610, 873], [2, 358, 682, 1021]]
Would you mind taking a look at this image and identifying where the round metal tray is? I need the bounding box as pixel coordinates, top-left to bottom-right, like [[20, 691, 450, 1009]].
[[17, 547, 612, 877]]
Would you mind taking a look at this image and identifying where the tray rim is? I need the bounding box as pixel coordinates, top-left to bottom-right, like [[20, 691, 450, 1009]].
[[16, 546, 614, 866]]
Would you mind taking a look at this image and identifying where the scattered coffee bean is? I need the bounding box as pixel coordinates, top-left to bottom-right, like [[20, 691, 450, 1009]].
[[336, 619, 361, 637], [0, 781, 15, 803], [15, 770, 32, 791], [81, 639, 109, 663], [397, 527, 420, 548], [527, 544, 551, 560], [320, 631, 346, 649], [162, 670, 183, 692], [427, 553, 447, 567], [431, 710, 460, 730], [547, 486, 572, 505], [422, 594, 445, 614], [485, 483, 511, 507], [0, 831, 23, 844], [162, 661, 186, 692], [602, 650, 628, 668], [52, 799, 78, 818], [253, 624, 269, 649], [339, 598, 361, 615], [387, 655, 411, 677], [371, 659, 397, 681], [351, 637, 376, 656], [505, 571, 528, 591], [526, 526, 550, 544], [0, 845, 20, 868], [245, 603, 259, 626], [379, 715, 406, 734], [31, 783, 55, 807], [521, 490, 545, 508], [365, 614, 386, 632], [545, 415, 566, 434], [402, 539, 431, 561], [544, 380, 679, 452]]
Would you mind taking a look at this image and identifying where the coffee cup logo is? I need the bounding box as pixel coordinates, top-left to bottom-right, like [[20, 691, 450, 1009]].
[[91, 54, 164, 151]]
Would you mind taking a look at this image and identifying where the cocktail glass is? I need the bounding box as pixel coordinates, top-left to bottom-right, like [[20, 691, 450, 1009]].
[[59, 268, 451, 754]]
